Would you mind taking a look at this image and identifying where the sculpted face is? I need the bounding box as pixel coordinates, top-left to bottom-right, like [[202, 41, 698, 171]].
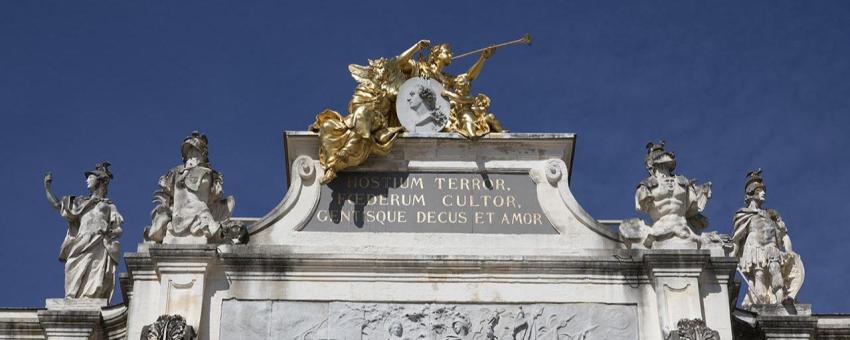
[[407, 89, 423, 110], [452, 322, 468, 336], [652, 153, 676, 175], [756, 188, 766, 202], [184, 148, 203, 168], [86, 174, 98, 190], [430, 44, 452, 68], [438, 46, 452, 65], [454, 75, 470, 96], [389, 323, 403, 337]]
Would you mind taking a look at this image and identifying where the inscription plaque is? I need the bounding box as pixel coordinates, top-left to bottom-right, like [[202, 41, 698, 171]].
[[220, 300, 639, 340], [301, 172, 555, 234]]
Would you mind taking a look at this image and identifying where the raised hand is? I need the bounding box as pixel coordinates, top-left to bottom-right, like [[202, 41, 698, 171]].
[[44, 172, 61, 209], [482, 47, 496, 59]]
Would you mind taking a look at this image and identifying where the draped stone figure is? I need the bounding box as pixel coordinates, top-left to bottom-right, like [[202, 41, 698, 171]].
[[619, 142, 716, 249], [732, 169, 804, 308], [43, 162, 122, 301], [144, 131, 242, 244]]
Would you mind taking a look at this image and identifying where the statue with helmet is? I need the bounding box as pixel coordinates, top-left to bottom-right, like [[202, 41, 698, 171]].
[[732, 169, 804, 308], [144, 131, 246, 245], [43, 162, 123, 301], [619, 141, 720, 249]]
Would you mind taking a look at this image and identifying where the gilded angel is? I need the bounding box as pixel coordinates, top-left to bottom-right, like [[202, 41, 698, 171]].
[[309, 40, 430, 183]]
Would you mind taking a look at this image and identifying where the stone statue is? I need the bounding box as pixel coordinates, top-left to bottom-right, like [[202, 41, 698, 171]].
[[43, 162, 122, 301], [732, 169, 804, 308], [619, 141, 714, 249], [144, 131, 243, 244]]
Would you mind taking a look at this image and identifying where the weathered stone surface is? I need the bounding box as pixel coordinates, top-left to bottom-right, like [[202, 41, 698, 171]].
[[270, 301, 327, 339], [219, 301, 637, 340], [749, 303, 812, 316], [219, 301, 271, 340], [45, 298, 107, 311]]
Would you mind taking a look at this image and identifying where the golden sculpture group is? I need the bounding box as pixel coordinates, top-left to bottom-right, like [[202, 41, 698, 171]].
[[310, 37, 530, 183]]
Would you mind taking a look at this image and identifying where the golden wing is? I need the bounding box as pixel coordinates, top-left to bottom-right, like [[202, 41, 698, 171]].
[[381, 57, 407, 96], [348, 63, 371, 85]]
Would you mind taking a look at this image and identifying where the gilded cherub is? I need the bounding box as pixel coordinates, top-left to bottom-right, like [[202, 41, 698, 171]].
[[442, 47, 505, 138]]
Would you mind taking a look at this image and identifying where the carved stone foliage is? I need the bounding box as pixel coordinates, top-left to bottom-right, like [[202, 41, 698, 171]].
[[219, 301, 638, 340], [140, 314, 195, 340], [666, 319, 719, 340], [215, 219, 249, 244]]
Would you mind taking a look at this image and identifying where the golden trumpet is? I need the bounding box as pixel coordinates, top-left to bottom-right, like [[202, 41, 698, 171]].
[[452, 33, 532, 60]]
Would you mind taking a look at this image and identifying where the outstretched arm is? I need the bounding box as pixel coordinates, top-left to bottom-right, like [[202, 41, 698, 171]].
[[465, 47, 495, 82], [398, 39, 431, 65], [43, 172, 60, 210]]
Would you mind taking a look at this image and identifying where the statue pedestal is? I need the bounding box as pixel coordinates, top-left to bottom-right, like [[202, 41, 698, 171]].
[[125, 244, 216, 340], [751, 303, 812, 316], [751, 304, 817, 340], [44, 298, 107, 311], [645, 250, 738, 339], [651, 237, 700, 250], [37, 298, 107, 340]]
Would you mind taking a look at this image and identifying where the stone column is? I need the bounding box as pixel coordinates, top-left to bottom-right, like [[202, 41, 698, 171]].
[[150, 244, 217, 336], [37, 299, 106, 340], [644, 250, 711, 337]]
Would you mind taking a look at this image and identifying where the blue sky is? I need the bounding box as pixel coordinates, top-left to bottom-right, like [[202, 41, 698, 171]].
[[1, 1, 848, 312]]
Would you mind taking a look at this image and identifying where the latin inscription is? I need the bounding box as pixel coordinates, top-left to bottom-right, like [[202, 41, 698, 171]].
[[302, 172, 555, 234]]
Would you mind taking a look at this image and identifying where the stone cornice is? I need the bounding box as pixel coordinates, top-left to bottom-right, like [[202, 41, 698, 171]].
[[758, 314, 818, 337], [123, 246, 737, 281]]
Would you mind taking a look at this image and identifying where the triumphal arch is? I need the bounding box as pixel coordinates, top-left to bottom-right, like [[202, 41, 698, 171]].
[[1, 37, 848, 340]]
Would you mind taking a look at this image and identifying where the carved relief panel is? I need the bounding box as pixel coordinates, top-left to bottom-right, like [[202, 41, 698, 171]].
[[220, 301, 638, 340]]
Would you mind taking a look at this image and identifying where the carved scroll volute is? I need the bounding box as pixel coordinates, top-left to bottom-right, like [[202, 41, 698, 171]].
[[140, 314, 196, 340], [545, 159, 564, 184], [528, 159, 566, 186], [246, 155, 323, 241], [295, 155, 317, 183]]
